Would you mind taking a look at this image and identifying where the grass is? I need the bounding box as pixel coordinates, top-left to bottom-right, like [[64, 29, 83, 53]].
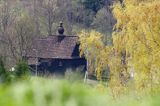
[[0, 77, 159, 106]]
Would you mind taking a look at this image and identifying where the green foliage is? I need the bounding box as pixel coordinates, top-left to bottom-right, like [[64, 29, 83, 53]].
[[0, 58, 30, 83], [78, 0, 106, 13], [0, 78, 106, 106], [0, 57, 7, 83], [0, 78, 159, 106], [0, 57, 15, 83], [14, 60, 30, 79], [0, 58, 6, 75]]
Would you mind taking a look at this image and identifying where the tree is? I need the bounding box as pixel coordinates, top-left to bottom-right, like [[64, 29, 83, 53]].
[[112, 0, 160, 92], [92, 8, 115, 33], [15, 13, 36, 59], [0, 0, 21, 66], [78, 0, 106, 13], [38, 0, 58, 36], [79, 30, 105, 79], [91, 7, 116, 44], [79, 0, 160, 96]]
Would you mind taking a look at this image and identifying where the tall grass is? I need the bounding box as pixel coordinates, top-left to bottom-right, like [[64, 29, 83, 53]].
[[0, 58, 159, 106], [0, 77, 159, 106]]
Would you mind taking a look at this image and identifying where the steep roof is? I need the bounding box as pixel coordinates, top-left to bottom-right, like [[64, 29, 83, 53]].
[[26, 35, 81, 59]]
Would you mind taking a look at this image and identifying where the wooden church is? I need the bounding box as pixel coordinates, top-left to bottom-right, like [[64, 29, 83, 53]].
[[24, 23, 87, 75]]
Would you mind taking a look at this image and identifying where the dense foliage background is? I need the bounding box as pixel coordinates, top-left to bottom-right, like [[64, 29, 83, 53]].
[[0, 0, 115, 67]]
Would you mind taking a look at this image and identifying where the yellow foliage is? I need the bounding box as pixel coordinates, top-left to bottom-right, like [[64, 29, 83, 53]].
[[79, 0, 160, 96], [113, 0, 160, 91], [79, 30, 105, 79]]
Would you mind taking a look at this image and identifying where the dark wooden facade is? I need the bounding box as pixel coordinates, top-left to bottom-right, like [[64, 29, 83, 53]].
[[30, 58, 86, 75], [24, 35, 87, 75]]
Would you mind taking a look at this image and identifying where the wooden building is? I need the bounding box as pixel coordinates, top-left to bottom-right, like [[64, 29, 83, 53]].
[[24, 23, 87, 75]]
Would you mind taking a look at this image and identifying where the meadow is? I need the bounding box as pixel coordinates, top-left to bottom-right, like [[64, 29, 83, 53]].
[[0, 77, 159, 106]]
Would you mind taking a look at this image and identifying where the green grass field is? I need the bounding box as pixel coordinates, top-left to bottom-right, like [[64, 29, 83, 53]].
[[0, 77, 159, 106]]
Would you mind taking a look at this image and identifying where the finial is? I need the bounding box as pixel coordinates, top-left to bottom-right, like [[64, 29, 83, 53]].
[[60, 21, 63, 27], [58, 21, 64, 35]]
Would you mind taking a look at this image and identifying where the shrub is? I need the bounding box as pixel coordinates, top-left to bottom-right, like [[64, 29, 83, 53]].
[[0, 57, 7, 83], [14, 60, 30, 79], [0, 57, 12, 83]]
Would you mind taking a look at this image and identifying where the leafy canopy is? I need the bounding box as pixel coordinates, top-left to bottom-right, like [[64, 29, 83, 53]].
[[79, 0, 160, 95]]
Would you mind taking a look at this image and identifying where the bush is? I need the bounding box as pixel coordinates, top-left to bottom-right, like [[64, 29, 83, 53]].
[[14, 60, 30, 79], [0, 57, 7, 83], [0, 57, 15, 83]]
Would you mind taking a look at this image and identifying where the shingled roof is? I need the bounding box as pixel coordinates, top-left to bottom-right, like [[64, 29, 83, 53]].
[[26, 35, 81, 59]]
